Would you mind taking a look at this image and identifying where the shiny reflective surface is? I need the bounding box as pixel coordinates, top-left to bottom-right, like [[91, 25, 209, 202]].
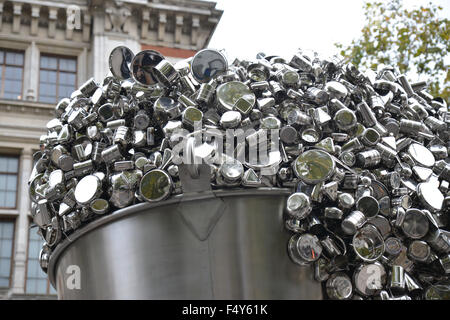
[[334, 109, 357, 131], [131, 50, 164, 86], [286, 192, 311, 219], [417, 182, 444, 212], [109, 46, 134, 80], [301, 127, 321, 143], [352, 225, 385, 262], [154, 96, 181, 119], [31, 45, 450, 301], [49, 190, 322, 299], [293, 149, 335, 184], [216, 81, 255, 112], [408, 143, 435, 168], [74, 175, 100, 205], [220, 161, 244, 182], [353, 263, 386, 296], [191, 49, 228, 83], [326, 273, 353, 300], [139, 169, 173, 202], [402, 209, 429, 239], [90, 198, 110, 215]]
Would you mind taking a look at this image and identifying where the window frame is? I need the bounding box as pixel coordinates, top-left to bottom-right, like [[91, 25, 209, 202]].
[[38, 53, 78, 104], [0, 48, 24, 101], [0, 218, 16, 289], [0, 154, 20, 210], [24, 222, 56, 296]]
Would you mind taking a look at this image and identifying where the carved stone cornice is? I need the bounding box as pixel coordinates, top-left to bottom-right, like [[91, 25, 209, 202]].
[[89, 0, 222, 50], [0, 0, 223, 50], [0, 1, 92, 43]]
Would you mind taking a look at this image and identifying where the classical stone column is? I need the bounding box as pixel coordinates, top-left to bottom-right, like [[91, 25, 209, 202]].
[[24, 42, 39, 102], [11, 148, 33, 295]]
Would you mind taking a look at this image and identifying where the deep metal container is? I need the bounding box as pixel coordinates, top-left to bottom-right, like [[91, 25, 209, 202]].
[[48, 188, 323, 299]]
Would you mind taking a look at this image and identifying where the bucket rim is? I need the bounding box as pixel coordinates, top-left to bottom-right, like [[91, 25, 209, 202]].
[[47, 187, 293, 288]]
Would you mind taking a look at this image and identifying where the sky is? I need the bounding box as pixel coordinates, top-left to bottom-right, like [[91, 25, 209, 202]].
[[205, 0, 450, 64]]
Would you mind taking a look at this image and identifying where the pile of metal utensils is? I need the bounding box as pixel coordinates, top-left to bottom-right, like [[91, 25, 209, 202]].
[[28, 45, 450, 300]]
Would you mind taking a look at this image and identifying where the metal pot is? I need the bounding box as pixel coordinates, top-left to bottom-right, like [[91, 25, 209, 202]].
[[48, 188, 322, 299]]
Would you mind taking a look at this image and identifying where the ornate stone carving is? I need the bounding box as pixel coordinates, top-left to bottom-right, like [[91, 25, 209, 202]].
[[105, 1, 131, 33]]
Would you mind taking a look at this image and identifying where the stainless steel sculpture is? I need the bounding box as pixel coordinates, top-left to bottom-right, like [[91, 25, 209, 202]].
[[30, 45, 450, 300]]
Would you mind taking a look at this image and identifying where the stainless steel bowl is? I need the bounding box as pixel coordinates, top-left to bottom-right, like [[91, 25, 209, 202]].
[[48, 188, 323, 299]]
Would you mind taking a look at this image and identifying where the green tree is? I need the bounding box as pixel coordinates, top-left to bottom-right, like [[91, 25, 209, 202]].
[[335, 0, 449, 102]]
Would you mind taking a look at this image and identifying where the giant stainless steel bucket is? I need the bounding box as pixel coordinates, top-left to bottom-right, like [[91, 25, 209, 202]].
[[48, 188, 323, 299]]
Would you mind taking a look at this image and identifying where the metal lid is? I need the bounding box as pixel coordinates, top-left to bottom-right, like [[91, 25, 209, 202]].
[[191, 49, 228, 83], [131, 50, 164, 86], [109, 46, 134, 80], [352, 224, 385, 262], [154, 96, 181, 119], [385, 237, 403, 258], [289, 233, 322, 265], [216, 81, 255, 112], [293, 149, 335, 184], [334, 109, 357, 131], [220, 111, 241, 129], [219, 161, 244, 183], [90, 198, 110, 215], [247, 63, 270, 82], [326, 273, 353, 300], [353, 262, 386, 296], [48, 169, 64, 188], [74, 175, 101, 205], [325, 81, 348, 100], [300, 127, 321, 144], [407, 143, 435, 168], [417, 182, 444, 212], [139, 169, 173, 202], [407, 240, 431, 262], [356, 195, 380, 218], [286, 192, 311, 219], [401, 208, 429, 239]]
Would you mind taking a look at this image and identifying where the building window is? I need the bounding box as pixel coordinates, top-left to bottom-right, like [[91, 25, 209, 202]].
[[0, 49, 24, 100], [0, 155, 19, 209], [0, 220, 14, 288], [26, 228, 56, 295], [39, 54, 77, 104]]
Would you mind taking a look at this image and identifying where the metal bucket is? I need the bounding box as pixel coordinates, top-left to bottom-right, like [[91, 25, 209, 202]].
[[48, 187, 323, 299]]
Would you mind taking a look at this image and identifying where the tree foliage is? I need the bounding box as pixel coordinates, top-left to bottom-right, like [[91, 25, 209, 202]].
[[335, 0, 449, 102]]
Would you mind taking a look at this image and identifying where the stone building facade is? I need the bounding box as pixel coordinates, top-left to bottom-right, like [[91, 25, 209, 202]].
[[0, 0, 222, 299]]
